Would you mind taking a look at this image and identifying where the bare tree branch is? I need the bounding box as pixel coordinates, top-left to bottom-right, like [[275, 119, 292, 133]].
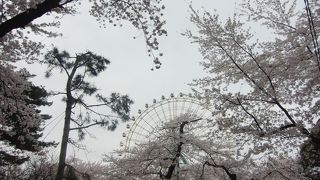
[[232, 37, 277, 93], [236, 98, 264, 132]]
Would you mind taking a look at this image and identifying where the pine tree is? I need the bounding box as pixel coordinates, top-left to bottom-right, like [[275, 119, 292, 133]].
[[44, 48, 133, 180]]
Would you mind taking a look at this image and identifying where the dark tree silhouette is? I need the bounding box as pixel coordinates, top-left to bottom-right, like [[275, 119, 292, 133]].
[[44, 48, 133, 180]]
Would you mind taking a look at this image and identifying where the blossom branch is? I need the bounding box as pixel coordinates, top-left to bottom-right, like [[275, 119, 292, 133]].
[[0, 0, 74, 38]]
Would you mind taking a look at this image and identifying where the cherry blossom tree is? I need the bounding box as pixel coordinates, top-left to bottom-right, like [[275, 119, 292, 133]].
[[0, 0, 167, 66], [300, 120, 320, 179], [184, 0, 319, 178], [0, 0, 76, 63], [102, 114, 245, 180], [103, 113, 309, 179], [0, 64, 54, 167], [0, 152, 110, 180]]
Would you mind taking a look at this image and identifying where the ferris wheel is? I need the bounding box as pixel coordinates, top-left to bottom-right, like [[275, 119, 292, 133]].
[[120, 93, 214, 157]]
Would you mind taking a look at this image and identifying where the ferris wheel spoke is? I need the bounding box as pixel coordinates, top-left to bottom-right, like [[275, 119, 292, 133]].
[[145, 110, 163, 131], [135, 123, 153, 134], [198, 108, 209, 119], [137, 116, 162, 139], [160, 101, 170, 122], [171, 98, 176, 122], [185, 100, 194, 116], [179, 98, 187, 118], [152, 106, 165, 128], [167, 100, 173, 121], [191, 103, 202, 117], [141, 118, 164, 138], [133, 130, 153, 139]]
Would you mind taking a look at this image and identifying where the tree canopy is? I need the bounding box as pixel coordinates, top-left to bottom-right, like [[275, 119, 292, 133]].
[[185, 0, 320, 178], [0, 64, 54, 167], [0, 0, 167, 66]]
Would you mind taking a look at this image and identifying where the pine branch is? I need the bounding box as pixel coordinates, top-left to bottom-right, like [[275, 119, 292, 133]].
[[69, 121, 105, 131]]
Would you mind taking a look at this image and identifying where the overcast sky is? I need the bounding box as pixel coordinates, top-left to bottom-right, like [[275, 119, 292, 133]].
[[25, 0, 237, 162]]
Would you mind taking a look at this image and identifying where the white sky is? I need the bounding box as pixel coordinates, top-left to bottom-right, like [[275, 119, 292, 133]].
[[26, 0, 237, 162]]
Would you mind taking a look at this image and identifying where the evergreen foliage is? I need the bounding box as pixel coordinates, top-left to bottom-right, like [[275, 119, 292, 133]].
[[44, 48, 133, 179]]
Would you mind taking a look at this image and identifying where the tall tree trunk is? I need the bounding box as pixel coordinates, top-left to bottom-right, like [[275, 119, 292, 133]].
[[55, 100, 72, 180], [55, 61, 78, 180]]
